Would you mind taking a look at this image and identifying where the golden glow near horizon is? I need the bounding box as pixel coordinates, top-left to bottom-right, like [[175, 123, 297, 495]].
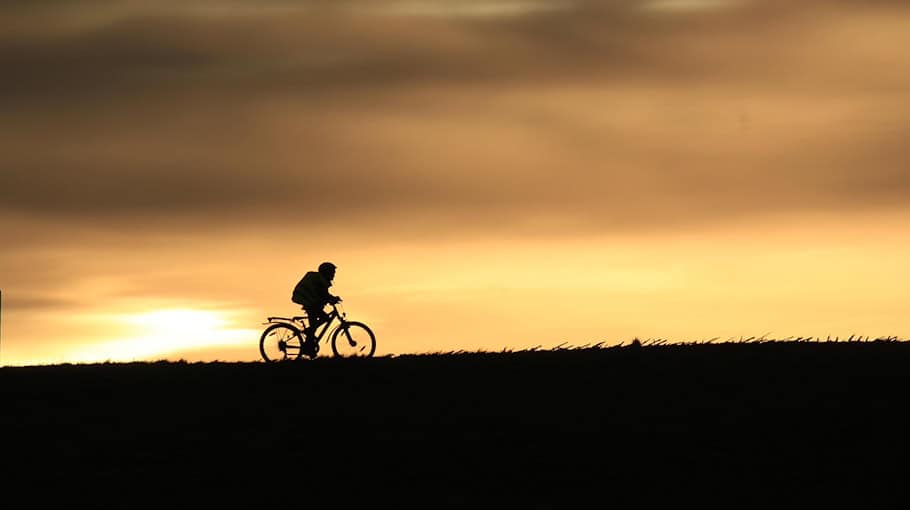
[[96, 308, 256, 361], [4, 211, 907, 366], [10, 308, 261, 366], [1, 0, 909, 366]]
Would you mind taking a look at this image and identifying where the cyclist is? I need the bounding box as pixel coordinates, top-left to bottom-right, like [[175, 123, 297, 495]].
[[292, 261, 342, 357]]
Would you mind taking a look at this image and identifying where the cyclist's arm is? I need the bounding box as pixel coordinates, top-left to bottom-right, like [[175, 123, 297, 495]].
[[317, 284, 340, 304]]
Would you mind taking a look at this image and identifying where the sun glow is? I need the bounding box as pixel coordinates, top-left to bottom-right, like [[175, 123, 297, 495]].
[[68, 308, 259, 363]]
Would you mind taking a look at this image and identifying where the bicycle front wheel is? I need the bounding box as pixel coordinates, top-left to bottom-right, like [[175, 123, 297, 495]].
[[260, 322, 305, 362], [331, 321, 376, 358]]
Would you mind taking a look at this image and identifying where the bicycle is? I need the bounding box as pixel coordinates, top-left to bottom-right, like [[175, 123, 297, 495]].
[[259, 301, 376, 362]]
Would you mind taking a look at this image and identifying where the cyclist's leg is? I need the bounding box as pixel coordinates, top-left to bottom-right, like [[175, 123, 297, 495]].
[[303, 306, 328, 338], [299, 306, 322, 357]]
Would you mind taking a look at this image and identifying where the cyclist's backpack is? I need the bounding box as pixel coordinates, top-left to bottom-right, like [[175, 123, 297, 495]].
[[292, 272, 321, 306], [291, 276, 308, 306]]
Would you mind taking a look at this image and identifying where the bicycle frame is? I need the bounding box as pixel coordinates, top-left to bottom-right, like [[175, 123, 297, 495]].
[[266, 304, 347, 345], [309, 306, 343, 344]]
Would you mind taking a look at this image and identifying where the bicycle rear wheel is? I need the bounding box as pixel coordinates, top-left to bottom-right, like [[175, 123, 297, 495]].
[[260, 322, 305, 362], [331, 321, 376, 358]]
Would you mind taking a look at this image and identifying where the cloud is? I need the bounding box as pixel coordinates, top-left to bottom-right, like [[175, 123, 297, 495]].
[[642, 0, 747, 13], [360, 0, 577, 18], [2, 294, 78, 312], [1, 0, 909, 237]]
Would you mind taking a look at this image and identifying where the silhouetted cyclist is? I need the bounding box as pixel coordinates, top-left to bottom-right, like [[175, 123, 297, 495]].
[[292, 261, 342, 357]]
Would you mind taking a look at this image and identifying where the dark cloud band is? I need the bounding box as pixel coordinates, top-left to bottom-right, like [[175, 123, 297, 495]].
[[2, 0, 909, 234]]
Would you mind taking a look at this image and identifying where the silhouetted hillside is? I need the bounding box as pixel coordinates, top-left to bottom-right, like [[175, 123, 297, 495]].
[[2, 341, 908, 508]]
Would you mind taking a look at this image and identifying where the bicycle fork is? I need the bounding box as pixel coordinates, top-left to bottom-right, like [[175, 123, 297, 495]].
[[339, 324, 361, 349]]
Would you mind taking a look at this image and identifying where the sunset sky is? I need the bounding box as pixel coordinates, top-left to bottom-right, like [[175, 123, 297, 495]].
[[1, 0, 908, 366]]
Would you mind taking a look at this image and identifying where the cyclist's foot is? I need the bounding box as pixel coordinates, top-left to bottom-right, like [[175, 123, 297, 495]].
[[302, 339, 318, 358]]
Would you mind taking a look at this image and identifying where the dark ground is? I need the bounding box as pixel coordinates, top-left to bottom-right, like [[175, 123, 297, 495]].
[[2, 341, 908, 508]]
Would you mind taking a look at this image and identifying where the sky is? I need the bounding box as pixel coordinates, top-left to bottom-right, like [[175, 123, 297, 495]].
[[1, 0, 908, 366]]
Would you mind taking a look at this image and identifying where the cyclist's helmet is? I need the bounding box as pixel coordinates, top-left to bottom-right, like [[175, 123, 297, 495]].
[[318, 261, 337, 277]]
